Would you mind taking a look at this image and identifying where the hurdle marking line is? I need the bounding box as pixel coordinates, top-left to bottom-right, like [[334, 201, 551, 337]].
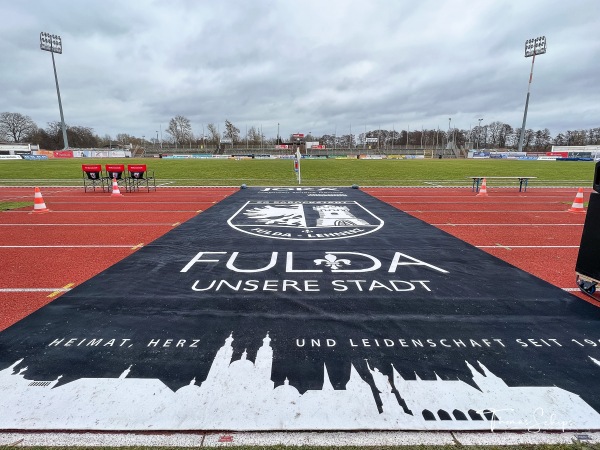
[[47, 283, 75, 298]]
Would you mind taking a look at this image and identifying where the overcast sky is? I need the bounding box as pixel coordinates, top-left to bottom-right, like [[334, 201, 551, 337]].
[[2, 0, 599, 140]]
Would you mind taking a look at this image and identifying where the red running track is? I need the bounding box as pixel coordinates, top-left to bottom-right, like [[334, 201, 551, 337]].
[[364, 186, 590, 302], [0, 186, 593, 331], [0, 187, 236, 330]]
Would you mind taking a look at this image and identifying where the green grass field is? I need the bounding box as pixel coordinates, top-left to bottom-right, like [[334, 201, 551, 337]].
[[0, 158, 596, 187]]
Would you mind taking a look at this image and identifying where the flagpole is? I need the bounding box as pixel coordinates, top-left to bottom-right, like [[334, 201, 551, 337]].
[[295, 148, 302, 185]]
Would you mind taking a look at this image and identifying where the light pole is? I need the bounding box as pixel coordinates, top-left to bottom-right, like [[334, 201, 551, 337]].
[[477, 118, 483, 150], [349, 124, 352, 152], [40, 32, 69, 149], [517, 36, 546, 153], [334, 125, 337, 152], [447, 118, 452, 156]]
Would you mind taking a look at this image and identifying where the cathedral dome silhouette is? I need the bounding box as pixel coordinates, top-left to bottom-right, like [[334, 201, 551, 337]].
[[228, 349, 255, 375], [273, 377, 300, 401], [176, 377, 201, 395]]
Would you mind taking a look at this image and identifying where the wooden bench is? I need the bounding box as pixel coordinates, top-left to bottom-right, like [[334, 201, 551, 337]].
[[469, 176, 537, 193]]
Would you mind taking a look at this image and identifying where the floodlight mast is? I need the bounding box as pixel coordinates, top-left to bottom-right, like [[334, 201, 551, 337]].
[[40, 32, 69, 149], [517, 36, 546, 153]]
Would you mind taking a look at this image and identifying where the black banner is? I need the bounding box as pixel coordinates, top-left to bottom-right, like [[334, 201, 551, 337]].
[[1, 187, 600, 431]]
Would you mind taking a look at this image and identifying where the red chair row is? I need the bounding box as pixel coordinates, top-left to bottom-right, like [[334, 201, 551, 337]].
[[82, 164, 156, 192]]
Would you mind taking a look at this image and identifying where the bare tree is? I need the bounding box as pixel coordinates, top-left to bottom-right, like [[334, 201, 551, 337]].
[[516, 128, 534, 149], [97, 134, 113, 147], [35, 122, 98, 149], [320, 134, 335, 149], [553, 133, 567, 146], [245, 126, 263, 145], [224, 119, 240, 143], [0, 112, 38, 142], [166, 115, 193, 147], [498, 124, 513, 148], [565, 130, 586, 146], [487, 121, 504, 148], [205, 123, 219, 145], [67, 125, 99, 148], [533, 128, 552, 151], [116, 133, 135, 145]]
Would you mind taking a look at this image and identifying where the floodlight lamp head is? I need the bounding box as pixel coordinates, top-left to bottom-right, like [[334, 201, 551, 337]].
[[40, 32, 62, 54], [525, 36, 546, 57]]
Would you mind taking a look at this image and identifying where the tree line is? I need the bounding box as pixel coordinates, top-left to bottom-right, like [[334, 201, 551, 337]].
[[1, 112, 599, 151]]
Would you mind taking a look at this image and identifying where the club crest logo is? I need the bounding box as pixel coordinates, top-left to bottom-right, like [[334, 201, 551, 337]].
[[228, 201, 384, 240]]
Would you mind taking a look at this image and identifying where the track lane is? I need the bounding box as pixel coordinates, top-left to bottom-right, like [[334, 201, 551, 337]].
[[0, 211, 201, 224], [408, 211, 586, 224], [0, 248, 136, 288]]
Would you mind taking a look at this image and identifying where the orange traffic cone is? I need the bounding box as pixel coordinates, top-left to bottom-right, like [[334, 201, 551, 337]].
[[476, 178, 488, 197], [32, 187, 50, 213], [568, 187, 586, 213], [111, 178, 123, 197]]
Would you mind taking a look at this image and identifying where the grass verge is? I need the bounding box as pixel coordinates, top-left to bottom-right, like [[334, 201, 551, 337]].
[[0, 201, 31, 211], [0, 159, 595, 187]]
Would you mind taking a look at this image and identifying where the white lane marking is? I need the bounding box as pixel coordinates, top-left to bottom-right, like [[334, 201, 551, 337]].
[[0, 223, 173, 226], [433, 223, 583, 226], [477, 245, 579, 248], [405, 210, 578, 213], [6, 210, 197, 213], [0, 288, 71, 293], [0, 245, 138, 248]]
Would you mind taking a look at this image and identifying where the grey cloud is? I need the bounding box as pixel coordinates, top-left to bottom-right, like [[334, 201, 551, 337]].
[[1, 0, 599, 139]]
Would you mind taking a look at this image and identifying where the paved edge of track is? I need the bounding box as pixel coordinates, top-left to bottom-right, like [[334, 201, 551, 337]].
[[0, 430, 598, 446]]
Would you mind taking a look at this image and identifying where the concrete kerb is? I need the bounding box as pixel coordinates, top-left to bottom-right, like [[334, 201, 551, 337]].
[[1, 431, 599, 447]]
